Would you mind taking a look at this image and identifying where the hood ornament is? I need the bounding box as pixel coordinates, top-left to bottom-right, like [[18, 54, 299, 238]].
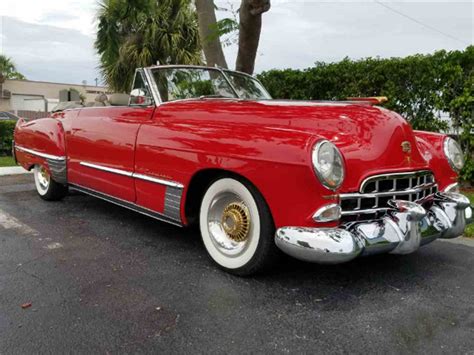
[[401, 141, 412, 154]]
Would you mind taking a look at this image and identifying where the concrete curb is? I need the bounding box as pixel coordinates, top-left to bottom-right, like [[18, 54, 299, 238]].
[[0, 166, 32, 176]]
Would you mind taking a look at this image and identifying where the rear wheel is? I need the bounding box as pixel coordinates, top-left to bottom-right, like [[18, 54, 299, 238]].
[[34, 165, 68, 201], [199, 177, 278, 276]]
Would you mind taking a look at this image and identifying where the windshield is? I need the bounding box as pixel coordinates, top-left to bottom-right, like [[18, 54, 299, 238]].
[[152, 67, 237, 102], [224, 70, 271, 100], [151, 67, 271, 102]]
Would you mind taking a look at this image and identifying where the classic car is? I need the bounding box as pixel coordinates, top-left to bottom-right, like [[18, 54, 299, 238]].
[[13, 65, 473, 275]]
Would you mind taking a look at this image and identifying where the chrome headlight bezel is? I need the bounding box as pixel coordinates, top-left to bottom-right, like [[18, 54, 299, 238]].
[[312, 140, 345, 191], [443, 137, 464, 172]]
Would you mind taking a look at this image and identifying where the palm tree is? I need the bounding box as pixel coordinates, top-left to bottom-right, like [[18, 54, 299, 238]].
[[96, 0, 202, 92], [0, 55, 26, 80]]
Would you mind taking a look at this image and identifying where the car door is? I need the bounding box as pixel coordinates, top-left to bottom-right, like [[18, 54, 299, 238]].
[[67, 70, 155, 202]]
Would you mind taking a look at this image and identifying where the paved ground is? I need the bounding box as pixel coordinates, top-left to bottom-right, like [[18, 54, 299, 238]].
[[0, 175, 473, 354]]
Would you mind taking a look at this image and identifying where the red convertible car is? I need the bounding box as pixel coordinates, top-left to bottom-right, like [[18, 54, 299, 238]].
[[13, 65, 473, 275]]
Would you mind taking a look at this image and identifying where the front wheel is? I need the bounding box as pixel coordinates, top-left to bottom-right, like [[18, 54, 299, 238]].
[[199, 177, 278, 276], [34, 165, 68, 201]]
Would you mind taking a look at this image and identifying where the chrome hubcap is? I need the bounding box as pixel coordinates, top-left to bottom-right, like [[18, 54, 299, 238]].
[[207, 192, 252, 256], [37, 166, 50, 190], [221, 202, 250, 242]]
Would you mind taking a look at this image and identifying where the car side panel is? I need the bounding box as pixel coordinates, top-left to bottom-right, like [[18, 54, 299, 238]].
[[66, 106, 155, 202], [135, 109, 336, 229]]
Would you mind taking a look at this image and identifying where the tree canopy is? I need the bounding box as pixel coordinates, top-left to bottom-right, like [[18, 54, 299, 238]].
[[258, 46, 474, 182], [96, 0, 202, 92], [0, 55, 26, 80]]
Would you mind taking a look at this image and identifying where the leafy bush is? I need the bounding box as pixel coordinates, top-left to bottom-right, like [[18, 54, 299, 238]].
[[257, 46, 474, 183], [0, 120, 16, 156]]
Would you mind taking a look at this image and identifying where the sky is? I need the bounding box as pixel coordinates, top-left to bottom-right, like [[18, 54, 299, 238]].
[[0, 0, 472, 85]]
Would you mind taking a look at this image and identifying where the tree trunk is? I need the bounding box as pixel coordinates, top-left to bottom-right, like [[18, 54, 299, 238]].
[[235, 0, 270, 74], [195, 0, 228, 68]]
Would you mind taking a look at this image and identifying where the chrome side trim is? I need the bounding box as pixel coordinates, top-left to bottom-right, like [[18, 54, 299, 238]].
[[47, 158, 67, 184], [80, 161, 184, 188], [15, 145, 65, 161], [163, 186, 183, 221], [133, 173, 184, 188], [80, 162, 133, 177], [78, 161, 184, 222], [69, 184, 183, 227]]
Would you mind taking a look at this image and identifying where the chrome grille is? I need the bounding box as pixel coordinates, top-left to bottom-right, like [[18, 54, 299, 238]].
[[340, 170, 438, 222]]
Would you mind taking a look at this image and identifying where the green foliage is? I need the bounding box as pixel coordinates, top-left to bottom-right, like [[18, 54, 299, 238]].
[[463, 190, 474, 238], [258, 47, 474, 183], [0, 55, 26, 80], [96, 0, 202, 92], [0, 120, 16, 156], [0, 156, 15, 167], [207, 18, 239, 47]]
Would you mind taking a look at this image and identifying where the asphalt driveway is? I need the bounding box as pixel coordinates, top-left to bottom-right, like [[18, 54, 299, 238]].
[[1, 174, 473, 354]]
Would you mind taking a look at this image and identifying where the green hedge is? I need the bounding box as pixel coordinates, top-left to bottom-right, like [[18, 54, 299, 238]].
[[0, 120, 16, 156], [257, 46, 474, 183]]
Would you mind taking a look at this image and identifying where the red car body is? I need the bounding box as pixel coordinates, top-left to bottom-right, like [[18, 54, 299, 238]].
[[13, 99, 456, 229], [12, 65, 472, 274]]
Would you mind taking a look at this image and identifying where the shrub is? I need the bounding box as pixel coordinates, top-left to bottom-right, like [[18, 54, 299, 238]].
[[257, 46, 474, 184], [0, 120, 16, 156]]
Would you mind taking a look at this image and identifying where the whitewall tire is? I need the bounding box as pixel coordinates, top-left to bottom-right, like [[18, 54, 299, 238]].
[[33, 165, 68, 201], [199, 177, 278, 275]]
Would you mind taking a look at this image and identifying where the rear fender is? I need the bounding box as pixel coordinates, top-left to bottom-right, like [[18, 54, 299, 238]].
[[14, 118, 67, 184]]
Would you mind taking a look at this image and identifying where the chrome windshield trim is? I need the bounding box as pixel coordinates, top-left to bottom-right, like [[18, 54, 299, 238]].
[[133, 173, 184, 189], [143, 67, 162, 105], [15, 145, 65, 161], [80, 162, 133, 177], [79, 162, 184, 188]]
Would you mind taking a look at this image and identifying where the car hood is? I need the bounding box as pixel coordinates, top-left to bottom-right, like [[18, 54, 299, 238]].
[[159, 99, 430, 191]]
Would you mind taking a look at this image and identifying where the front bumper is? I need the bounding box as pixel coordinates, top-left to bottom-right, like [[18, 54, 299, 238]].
[[275, 192, 473, 264]]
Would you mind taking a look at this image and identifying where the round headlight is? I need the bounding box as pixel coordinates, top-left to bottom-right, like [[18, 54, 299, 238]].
[[312, 140, 345, 190], [443, 137, 464, 172]]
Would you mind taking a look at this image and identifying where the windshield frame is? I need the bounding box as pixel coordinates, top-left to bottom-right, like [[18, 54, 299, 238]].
[[145, 65, 271, 105]]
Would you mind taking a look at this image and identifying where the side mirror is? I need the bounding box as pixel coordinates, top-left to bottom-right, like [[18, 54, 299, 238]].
[[130, 89, 152, 106]]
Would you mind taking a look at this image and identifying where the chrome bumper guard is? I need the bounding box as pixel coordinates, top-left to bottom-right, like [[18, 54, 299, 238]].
[[275, 192, 473, 264]]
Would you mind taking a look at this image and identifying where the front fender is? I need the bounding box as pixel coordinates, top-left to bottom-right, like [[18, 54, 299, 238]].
[[414, 130, 458, 190]]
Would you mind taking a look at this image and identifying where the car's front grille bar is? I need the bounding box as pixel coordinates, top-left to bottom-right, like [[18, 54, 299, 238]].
[[340, 171, 438, 220]]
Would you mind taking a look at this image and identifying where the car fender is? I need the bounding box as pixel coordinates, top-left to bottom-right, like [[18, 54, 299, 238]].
[[14, 117, 68, 184]]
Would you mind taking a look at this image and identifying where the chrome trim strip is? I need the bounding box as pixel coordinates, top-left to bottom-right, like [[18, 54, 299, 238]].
[[444, 182, 459, 193], [15, 145, 65, 161], [133, 173, 184, 188], [359, 170, 432, 193], [80, 162, 133, 177], [69, 184, 183, 227], [341, 208, 390, 216], [340, 183, 437, 200], [79, 161, 184, 189]]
